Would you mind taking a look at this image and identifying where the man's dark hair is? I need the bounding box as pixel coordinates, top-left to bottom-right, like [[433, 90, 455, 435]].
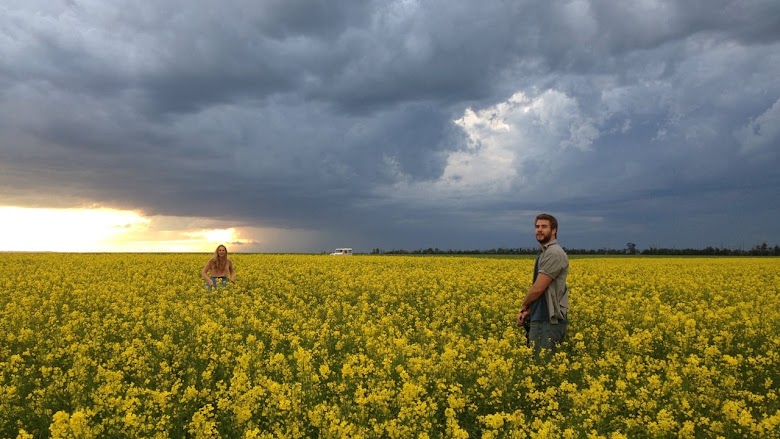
[[535, 213, 558, 233]]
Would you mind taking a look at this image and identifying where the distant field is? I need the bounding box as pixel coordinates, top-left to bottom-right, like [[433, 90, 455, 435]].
[[1, 254, 778, 438]]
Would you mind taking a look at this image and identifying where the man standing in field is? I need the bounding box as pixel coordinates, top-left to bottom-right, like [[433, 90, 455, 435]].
[[517, 213, 569, 355]]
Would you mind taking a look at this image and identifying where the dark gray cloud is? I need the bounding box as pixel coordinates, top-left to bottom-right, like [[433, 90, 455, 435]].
[[1, 0, 779, 251]]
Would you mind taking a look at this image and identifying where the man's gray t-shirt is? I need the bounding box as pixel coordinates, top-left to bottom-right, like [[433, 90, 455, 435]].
[[530, 240, 569, 323]]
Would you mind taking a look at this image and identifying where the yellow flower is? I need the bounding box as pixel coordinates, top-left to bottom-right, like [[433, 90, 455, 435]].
[[1, 254, 778, 438]]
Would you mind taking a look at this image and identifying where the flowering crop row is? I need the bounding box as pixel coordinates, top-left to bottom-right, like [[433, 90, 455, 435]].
[[1, 254, 778, 438]]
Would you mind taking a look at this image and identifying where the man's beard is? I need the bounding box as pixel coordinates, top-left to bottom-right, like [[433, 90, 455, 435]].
[[536, 233, 551, 244]]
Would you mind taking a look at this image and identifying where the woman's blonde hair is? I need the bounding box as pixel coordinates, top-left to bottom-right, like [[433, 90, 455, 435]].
[[210, 245, 228, 271]]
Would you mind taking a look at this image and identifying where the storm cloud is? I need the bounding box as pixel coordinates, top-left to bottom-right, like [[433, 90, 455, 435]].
[[1, 0, 778, 252]]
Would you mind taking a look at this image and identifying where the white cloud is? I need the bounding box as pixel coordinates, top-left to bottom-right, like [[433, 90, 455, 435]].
[[377, 89, 600, 203]]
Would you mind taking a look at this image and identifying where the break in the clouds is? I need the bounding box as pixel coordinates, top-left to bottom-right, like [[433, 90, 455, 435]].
[[1, 0, 779, 252]]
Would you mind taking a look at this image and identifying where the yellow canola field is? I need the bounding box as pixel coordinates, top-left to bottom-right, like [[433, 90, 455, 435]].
[[1, 254, 779, 438]]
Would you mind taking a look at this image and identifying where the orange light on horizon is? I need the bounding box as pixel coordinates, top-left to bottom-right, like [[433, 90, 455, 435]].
[[0, 206, 249, 252], [193, 228, 237, 244], [0, 206, 149, 252]]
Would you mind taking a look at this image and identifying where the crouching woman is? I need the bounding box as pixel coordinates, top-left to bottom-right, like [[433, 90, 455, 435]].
[[201, 244, 235, 291]]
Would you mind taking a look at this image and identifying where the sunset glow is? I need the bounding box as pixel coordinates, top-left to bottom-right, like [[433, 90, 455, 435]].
[[0, 207, 245, 252]]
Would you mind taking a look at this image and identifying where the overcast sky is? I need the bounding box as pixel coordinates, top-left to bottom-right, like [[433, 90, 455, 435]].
[[1, 0, 779, 252]]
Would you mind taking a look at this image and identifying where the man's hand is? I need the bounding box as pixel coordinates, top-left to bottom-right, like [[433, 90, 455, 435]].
[[517, 308, 529, 326]]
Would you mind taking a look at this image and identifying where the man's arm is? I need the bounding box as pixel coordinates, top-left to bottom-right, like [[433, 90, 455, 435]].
[[521, 272, 553, 311], [518, 273, 553, 326]]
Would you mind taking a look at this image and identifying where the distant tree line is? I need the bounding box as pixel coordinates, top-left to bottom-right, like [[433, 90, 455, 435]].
[[368, 242, 780, 256], [640, 242, 780, 256], [369, 247, 539, 255]]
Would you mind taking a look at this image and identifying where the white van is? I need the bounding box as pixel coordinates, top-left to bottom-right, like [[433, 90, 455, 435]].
[[330, 248, 353, 256]]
